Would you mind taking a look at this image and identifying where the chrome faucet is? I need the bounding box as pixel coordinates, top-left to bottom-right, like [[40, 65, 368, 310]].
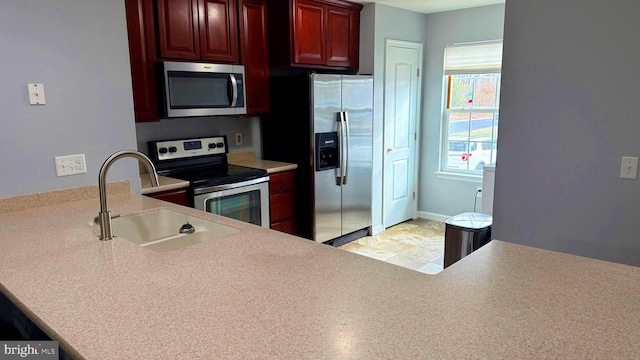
[[98, 150, 159, 240]]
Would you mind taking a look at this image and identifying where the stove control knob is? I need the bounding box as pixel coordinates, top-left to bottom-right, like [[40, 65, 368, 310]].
[[216, 142, 224, 148], [168, 146, 178, 153], [208, 143, 217, 149], [158, 147, 168, 154]]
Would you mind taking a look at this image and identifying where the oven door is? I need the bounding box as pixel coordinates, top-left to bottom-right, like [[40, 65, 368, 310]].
[[193, 177, 270, 228]]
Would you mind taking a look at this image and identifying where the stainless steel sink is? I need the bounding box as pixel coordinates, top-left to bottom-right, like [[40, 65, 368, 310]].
[[111, 208, 239, 252]]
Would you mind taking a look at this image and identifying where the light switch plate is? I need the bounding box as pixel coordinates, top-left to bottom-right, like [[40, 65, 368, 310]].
[[235, 133, 243, 146], [620, 156, 638, 180], [28, 83, 46, 105], [55, 154, 87, 177]]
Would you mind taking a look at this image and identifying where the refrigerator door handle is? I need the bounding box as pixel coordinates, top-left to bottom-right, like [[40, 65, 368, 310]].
[[336, 112, 345, 186], [342, 111, 350, 185]]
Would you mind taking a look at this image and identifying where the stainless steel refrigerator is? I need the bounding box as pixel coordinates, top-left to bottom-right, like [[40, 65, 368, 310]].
[[263, 73, 373, 244]]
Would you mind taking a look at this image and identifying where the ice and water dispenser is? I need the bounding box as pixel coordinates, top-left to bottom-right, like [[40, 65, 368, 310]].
[[315, 132, 339, 171]]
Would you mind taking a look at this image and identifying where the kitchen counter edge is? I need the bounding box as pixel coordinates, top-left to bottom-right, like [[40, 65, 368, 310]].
[[0, 192, 638, 359], [140, 175, 189, 195]]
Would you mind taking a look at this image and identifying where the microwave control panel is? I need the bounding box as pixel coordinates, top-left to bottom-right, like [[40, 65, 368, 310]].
[[152, 136, 227, 161]]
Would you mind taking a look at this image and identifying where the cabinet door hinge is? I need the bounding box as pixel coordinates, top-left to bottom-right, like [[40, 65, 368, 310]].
[[417, 68, 420, 77], [414, 132, 417, 141], [413, 192, 416, 200]]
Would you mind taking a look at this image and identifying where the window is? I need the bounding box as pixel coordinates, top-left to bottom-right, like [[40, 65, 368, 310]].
[[442, 41, 502, 173]]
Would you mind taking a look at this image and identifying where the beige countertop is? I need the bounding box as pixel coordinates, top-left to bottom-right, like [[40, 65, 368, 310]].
[[228, 151, 298, 174], [139, 175, 189, 195], [228, 158, 298, 174], [0, 192, 639, 359]]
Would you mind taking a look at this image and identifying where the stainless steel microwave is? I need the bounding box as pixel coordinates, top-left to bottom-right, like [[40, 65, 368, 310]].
[[161, 61, 246, 118]]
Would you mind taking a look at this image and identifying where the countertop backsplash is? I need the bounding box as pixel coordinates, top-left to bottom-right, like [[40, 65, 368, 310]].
[[135, 116, 261, 158]]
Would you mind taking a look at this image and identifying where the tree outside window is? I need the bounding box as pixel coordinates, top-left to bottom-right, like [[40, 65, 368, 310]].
[[442, 41, 502, 173]]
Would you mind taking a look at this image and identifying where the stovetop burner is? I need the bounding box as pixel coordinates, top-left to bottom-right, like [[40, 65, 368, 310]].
[[166, 164, 268, 188]]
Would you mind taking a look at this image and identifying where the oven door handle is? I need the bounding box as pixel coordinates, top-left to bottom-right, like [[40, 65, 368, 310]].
[[192, 176, 269, 195]]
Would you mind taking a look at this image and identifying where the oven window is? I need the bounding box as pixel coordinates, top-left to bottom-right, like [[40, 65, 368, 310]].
[[205, 189, 262, 226]]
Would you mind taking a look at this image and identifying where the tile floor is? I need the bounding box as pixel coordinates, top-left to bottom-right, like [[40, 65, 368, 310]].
[[338, 219, 445, 275]]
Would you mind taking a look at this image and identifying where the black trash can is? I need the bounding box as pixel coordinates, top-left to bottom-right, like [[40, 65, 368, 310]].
[[444, 212, 492, 268]]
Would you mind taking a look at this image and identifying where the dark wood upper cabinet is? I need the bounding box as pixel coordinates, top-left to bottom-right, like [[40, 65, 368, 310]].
[[124, 0, 160, 122], [268, 0, 362, 71], [198, 0, 239, 62], [156, 0, 239, 63], [293, 0, 326, 65], [156, 0, 201, 60], [239, 0, 271, 114], [326, 4, 359, 68], [125, 0, 269, 121]]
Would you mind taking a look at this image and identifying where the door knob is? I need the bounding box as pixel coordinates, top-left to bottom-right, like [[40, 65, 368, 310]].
[[387, 147, 393, 153]]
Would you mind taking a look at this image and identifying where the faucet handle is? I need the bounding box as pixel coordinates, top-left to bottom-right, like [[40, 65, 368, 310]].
[[94, 213, 120, 225]]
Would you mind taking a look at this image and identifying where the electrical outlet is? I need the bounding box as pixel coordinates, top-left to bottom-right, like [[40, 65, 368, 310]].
[[620, 156, 638, 180], [235, 132, 243, 146], [476, 186, 482, 192], [55, 154, 87, 177]]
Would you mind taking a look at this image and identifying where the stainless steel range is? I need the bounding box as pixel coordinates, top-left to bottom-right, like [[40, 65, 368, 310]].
[[148, 136, 270, 228]]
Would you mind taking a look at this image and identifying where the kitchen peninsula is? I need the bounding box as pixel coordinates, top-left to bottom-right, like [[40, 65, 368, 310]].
[[0, 187, 638, 359]]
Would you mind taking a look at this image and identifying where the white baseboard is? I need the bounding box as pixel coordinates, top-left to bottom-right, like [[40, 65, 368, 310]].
[[371, 224, 385, 235], [417, 211, 450, 222]]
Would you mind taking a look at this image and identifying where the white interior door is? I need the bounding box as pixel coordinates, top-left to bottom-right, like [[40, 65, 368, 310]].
[[383, 39, 422, 229]]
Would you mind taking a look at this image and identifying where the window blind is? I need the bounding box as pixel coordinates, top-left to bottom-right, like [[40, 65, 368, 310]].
[[444, 41, 503, 74]]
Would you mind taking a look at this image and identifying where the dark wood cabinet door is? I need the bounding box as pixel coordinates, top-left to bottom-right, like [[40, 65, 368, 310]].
[[125, 0, 160, 122], [270, 191, 296, 223], [198, 0, 239, 63], [269, 171, 295, 194], [292, 0, 326, 65], [268, 0, 362, 70], [269, 170, 297, 235], [326, 5, 359, 69], [271, 219, 297, 235], [239, 0, 270, 114], [157, 0, 201, 60], [145, 189, 188, 206]]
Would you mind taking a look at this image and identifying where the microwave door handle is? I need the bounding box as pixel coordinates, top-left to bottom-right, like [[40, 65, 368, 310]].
[[229, 74, 238, 107], [343, 111, 350, 185]]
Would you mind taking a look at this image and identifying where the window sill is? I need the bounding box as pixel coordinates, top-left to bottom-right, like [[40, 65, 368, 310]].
[[435, 171, 482, 183]]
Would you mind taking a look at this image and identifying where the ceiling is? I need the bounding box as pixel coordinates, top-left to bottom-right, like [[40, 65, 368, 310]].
[[348, 0, 504, 14]]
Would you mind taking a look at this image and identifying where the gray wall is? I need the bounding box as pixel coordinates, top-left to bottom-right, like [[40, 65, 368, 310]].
[[0, 0, 139, 198], [494, 0, 640, 266], [359, 3, 428, 234], [136, 117, 262, 158], [419, 5, 505, 220]]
